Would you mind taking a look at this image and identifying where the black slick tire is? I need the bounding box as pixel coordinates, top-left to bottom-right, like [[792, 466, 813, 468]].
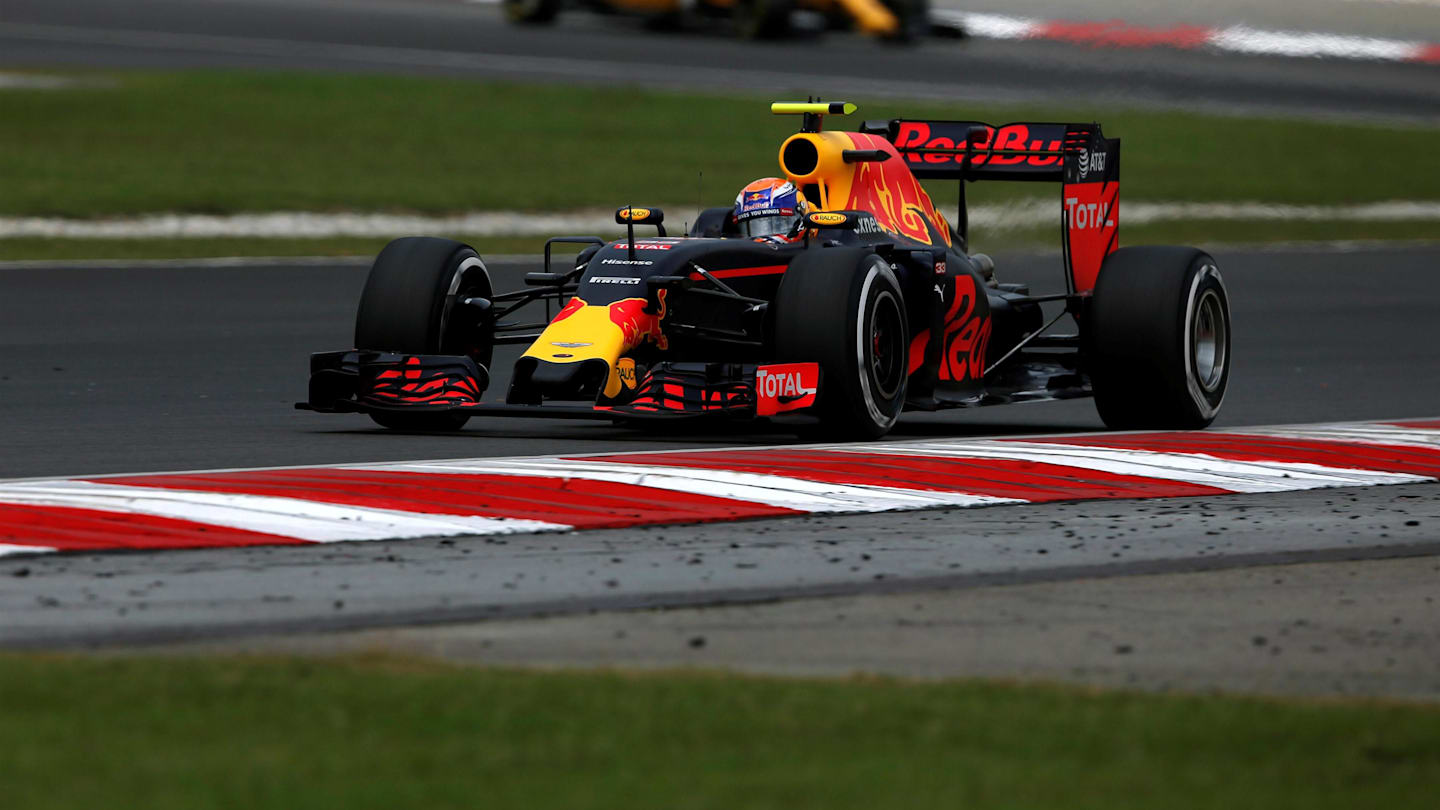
[[734, 0, 792, 39], [354, 237, 494, 431], [503, 0, 561, 24], [1086, 246, 1231, 430], [774, 248, 908, 438], [881, 0, 929, 42]]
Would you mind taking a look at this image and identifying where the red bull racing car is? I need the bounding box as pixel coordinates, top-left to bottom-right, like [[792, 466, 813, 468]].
[[300, 102, 1231, 438]]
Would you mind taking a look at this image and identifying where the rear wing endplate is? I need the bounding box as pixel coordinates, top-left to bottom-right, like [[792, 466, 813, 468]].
[[862, 118, 1121, 293]]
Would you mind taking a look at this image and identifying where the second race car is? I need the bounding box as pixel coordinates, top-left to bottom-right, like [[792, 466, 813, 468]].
[[502, 0, 933, 42]]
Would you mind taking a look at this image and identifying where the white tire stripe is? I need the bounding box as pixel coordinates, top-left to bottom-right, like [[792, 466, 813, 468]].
[[0, 481, 569, 542]]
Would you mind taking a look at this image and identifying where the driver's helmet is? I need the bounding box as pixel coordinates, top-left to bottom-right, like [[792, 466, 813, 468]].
[[734, 177, 807, 238]]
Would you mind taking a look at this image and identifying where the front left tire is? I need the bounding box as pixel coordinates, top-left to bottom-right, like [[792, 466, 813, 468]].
[[774, 248, 909, 438], [353, 237, 494, 431]]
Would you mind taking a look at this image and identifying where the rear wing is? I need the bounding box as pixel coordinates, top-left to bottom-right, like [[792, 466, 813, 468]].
[[861, 119, 1121, 293]]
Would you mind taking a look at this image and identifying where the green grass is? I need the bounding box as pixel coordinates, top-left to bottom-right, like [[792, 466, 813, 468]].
[[2, 654, 1438, 810], [1, 71, 1435, 260], [3, 70, 1438, 219]]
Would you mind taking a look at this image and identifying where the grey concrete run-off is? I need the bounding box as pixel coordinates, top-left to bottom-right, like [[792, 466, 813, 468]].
[[220, 553, 1440, 701], [3, 484, 1437, 659]]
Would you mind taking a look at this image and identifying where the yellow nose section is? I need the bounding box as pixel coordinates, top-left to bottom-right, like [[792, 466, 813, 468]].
[[522, 295, 666, 399]]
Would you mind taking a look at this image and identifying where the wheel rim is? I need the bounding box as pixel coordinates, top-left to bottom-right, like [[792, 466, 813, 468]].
[[868, 289, 905, 400], [440, 256, 491, 361], [1192, 288, 1227, 393]]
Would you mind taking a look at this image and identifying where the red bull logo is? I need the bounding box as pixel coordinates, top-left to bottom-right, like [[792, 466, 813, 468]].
[[841, 133, 951, 246], [892, 122, 1063, 168], [552, 297, 585, 323], [607, 290, 668, 352]]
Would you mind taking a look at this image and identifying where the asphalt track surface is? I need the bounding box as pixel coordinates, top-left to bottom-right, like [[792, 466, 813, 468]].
[[3, 0, 1438, 690], [2, 0, 1438, 122], [3, 246, 1439, 695], [3, 245, 1439, 481]]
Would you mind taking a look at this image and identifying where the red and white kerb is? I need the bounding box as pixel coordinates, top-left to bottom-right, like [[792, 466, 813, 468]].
[[0, 419, 1437, 556]]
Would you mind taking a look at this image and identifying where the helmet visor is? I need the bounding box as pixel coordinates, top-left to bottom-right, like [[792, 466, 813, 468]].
[[741, 215, 795, 238]]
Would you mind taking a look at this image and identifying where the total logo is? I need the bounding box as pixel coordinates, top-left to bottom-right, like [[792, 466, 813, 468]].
[[1065, 197, 1115, 230], [754, 362, 820, 416], [631, 242, 674, 251]]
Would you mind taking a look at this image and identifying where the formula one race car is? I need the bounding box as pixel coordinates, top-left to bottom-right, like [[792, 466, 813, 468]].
[[503, 0, 931, 42], [300, 102, 1231, 438]]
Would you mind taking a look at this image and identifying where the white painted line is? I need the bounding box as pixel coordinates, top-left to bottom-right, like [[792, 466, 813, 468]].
[[0, 481, 569, 542], [1237, 422, 1440, 450], [0, 72, 88, 89], [933, 10, 1438, 64], [947, 12, 1034, 40], [372, 459, 1021, 512], [0, 211, 629, 240], [0, 256, 374, 270], [837, 441, 1430, 493], [4, 201, 1438, 240], [0, 255, 549, 271], [0, 543, 56, 557], [1210, 25, 1424, 61]]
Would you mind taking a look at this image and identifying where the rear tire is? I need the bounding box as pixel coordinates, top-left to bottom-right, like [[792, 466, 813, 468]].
[[354, 237, 494, 431], [774, 248, 908, 438], [503, 0, 561, 24], [734, 0, 792, 39], [882, 0, 929, 42], [1087, 246, 1230, 430]]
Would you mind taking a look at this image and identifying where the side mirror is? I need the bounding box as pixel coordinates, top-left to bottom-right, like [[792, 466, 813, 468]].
[[616, 206, 665, 239]]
